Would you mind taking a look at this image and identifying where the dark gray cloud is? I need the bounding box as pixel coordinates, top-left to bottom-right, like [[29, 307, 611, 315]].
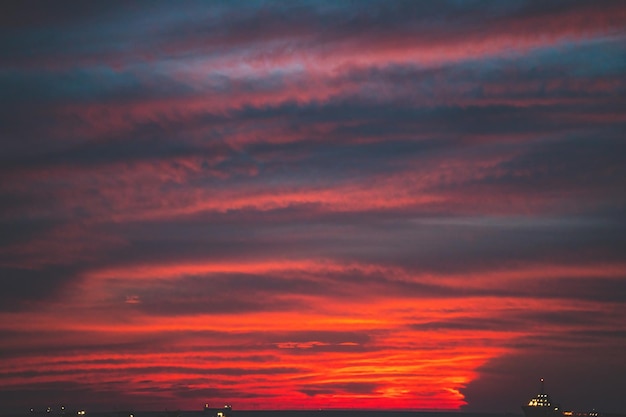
[[0, 265, 80, 310], [299, 382, 380, 397], [462, 348, 626, 413]]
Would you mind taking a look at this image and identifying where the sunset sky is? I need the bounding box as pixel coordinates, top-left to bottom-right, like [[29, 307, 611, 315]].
[[1, 0, 625, 413]]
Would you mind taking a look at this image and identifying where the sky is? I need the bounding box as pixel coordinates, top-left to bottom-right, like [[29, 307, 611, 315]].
[[1, 0, 626, 413]]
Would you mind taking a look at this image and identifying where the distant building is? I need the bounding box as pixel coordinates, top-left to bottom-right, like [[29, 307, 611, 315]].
[[203, 404, 232, 417]]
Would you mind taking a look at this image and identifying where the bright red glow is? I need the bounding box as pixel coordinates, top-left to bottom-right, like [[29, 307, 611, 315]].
[[2, 258, 623, 409]]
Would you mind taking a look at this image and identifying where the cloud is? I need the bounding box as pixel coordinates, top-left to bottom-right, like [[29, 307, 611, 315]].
[[462, 348, 626, 413], [1, 0, 625, 411], [299, 382, 380, 397], [0, 265, 80, 310]]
